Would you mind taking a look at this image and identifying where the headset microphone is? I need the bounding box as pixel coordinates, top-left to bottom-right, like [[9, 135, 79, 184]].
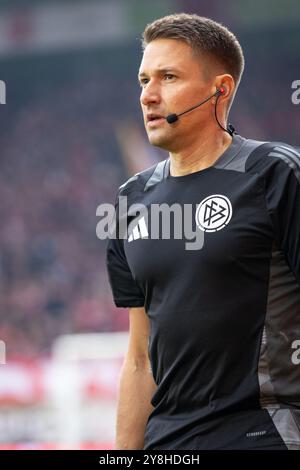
[[165, 87, 224, 124], [165, 86, 235, 136]]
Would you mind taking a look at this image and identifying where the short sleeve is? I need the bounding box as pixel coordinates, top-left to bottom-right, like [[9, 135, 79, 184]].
[[106, 192, 145, 308], [263, 145, 300, 285]]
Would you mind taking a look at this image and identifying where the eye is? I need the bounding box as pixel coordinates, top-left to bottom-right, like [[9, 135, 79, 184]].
[[164, 73, 175, 81], [139, 78, 149, 87]]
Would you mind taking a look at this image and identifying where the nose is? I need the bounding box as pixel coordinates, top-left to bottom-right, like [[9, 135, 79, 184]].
[[140, 80, 161, 107]]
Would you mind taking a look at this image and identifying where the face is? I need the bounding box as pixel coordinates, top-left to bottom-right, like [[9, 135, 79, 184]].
[[138, 38, 214, 152]]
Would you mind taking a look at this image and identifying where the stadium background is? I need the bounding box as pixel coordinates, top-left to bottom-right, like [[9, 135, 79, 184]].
[[0, 0, 299, 449]]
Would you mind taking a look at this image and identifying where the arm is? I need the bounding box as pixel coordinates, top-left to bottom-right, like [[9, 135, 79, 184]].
[[115, 307, 157, 450]]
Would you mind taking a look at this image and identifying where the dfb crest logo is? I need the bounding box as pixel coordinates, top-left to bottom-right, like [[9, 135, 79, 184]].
[[195, 194, 232, 232]]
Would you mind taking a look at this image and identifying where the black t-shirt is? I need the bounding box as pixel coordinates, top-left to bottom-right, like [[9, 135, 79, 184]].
[[106, 134, 300, 450]]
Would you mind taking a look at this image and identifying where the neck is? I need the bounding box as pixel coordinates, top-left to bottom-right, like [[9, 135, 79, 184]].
[[169, 129, 232, 177]]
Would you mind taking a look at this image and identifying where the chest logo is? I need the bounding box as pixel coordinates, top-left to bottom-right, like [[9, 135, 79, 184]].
[[128, 216, 149, 242], [195, 194, 232, 232]]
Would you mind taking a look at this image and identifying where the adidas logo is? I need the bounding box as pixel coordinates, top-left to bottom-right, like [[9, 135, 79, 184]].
[[128, 216, 149, 242]]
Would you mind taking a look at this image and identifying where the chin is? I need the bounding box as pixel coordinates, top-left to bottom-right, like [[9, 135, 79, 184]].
[[147, 132, 172, 150]]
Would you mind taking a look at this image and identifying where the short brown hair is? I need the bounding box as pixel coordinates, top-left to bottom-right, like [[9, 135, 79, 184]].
[[142, 13, 245, 88]]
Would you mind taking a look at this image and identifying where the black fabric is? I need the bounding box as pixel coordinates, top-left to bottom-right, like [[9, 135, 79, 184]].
[[106, 135, 300, 449]]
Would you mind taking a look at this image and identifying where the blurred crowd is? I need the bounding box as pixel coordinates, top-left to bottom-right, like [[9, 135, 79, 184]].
[[0, 69, 138, 358]]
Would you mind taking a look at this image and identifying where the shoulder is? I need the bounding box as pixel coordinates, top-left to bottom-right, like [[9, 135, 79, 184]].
[[117, 158, 170, 196], [245, 139, 300, 182]]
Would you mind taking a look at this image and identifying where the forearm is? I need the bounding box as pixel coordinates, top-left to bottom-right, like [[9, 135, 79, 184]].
[[115, 357, 157, 450]]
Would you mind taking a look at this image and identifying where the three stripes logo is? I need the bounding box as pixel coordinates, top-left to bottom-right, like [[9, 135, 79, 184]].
[[128, 216, 149, 242], [268, 145, 300, 182]]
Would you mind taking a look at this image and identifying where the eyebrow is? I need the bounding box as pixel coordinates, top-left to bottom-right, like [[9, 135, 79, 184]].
[[138, 67, 181, 79]]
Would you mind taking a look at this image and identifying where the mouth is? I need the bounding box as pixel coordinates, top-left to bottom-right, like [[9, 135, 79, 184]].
[[146, 113, 165, 126]]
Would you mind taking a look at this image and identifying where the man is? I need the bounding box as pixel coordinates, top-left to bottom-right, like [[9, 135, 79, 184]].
[[106, 13, 300, 450]]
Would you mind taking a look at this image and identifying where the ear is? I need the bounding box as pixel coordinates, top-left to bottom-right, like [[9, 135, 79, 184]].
[[211, 74, 235, 104]]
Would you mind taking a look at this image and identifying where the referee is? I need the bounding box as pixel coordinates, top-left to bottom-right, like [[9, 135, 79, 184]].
[[106, 13, 300, 450]]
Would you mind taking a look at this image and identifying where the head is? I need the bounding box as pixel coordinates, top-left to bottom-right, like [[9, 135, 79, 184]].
[[139, 13, 245, 151]]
